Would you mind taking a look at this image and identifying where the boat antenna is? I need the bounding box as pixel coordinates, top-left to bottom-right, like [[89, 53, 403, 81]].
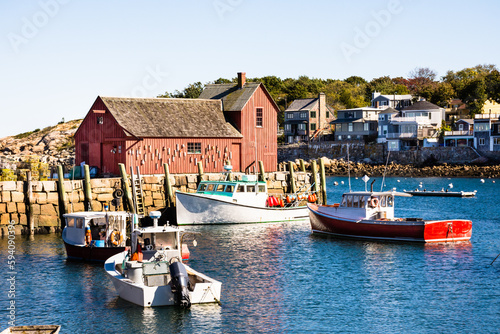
[[380, 149, 391, 192], [347, 144, 351, 192]]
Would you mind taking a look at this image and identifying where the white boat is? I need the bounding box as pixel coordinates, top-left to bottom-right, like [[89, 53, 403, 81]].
[[62, 211, 131, 262], [105, 212, 221, 307], [176, 174, 310, 225]]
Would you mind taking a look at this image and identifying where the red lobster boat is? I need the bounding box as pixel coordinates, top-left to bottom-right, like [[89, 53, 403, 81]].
[[308, 190, 472, 243]]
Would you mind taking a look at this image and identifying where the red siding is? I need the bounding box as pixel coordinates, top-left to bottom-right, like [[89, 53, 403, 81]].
[[235, 85, 278, 173], [124, 137, 242, 174], [75, 97, 128, 175]]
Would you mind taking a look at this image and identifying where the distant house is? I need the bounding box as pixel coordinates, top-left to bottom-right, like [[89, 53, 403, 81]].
[[384, 100, 445, 151], [377, 108, 399, 144], [371, 92, 413, 110], [75, 96, 243, 176], [443, 119, 474, 147], [75, 73, 280, 175], [199, 72, 280, 173], [283, 93, 335, 143], [331, 107, 379, 142], [473, 113, 500, 152]]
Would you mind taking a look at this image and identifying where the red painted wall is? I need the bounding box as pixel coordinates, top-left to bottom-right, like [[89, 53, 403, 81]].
[[232, 84, 278, 173]]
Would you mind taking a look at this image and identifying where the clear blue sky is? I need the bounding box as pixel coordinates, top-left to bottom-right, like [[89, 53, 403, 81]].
[[1, 0, 499, 138]]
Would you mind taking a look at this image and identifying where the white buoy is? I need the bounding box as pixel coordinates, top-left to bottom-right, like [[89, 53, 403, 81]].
[[449, 183, 453, 189], [480, 179, 485, 183]]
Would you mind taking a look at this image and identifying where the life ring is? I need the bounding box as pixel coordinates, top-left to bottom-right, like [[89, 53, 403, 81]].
[[113, 188, 124, 199], [110, 230, 123, 246], [370, 197, 379, 208]]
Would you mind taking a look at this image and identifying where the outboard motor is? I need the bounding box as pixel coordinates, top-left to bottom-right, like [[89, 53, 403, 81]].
[[169, 260, 191, 308]]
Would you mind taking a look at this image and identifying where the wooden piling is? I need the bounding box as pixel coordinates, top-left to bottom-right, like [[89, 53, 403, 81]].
[[311, 160, 319, 201], [26, 171, 34, 235], [258, 161, 266, 182], [57, 165, 67, 228], [119, 163, 135, 214], [288, 161, 297, 194], [83, 164, 92, 211], [299, 159, 306, 173], [163, 163, 174, 206], [197, 161, 204, 186], [318, 158, 327, 205]]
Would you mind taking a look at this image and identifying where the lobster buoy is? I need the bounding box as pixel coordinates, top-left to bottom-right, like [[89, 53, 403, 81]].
[[279, 199, 284, 207], [268, 196, 276, 207], [312, 193, 317, 202], [307, 194, 314, 203], [286, 195, 291, 204]]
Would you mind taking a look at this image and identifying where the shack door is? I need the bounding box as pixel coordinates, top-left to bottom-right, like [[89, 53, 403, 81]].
[[231, 143, 241, 172]]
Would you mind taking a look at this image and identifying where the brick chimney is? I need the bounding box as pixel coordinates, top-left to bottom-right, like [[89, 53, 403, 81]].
[[237, 72, 246, 89]]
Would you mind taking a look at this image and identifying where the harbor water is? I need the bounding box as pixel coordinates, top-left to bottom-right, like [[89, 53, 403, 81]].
[[1, 176, 500, 333]]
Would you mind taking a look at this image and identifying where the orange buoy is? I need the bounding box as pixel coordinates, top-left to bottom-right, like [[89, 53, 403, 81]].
[[286, 195, 291, 204], [279, 199, 284, 207]]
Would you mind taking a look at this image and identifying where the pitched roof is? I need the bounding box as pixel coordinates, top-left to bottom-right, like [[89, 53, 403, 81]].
[[378, 107, 399, 114], [403, 100, 442, 111], [99, 96, 242, 138], [199, 83, 261, 111], [285, 98, 317, 111]]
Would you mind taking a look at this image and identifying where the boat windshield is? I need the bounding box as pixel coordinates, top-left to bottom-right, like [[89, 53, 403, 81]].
[[140, 232, 178, 251]]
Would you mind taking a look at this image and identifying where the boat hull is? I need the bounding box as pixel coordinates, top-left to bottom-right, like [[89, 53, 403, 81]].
[[105, 252, 222, 307], [176, 191, 309, 225], [404, 191, 476, 197], [308, 204, 472, 243], [63, 241, 125, 262]]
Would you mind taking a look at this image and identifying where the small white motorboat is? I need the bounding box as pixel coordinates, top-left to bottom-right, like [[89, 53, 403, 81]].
[[0, 325, 61, 334], [105, 212, 221, 307]]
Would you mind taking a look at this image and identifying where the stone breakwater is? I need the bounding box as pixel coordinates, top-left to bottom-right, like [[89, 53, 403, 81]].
[[280, 158, 500, 178], [0, 171, 312, 235]]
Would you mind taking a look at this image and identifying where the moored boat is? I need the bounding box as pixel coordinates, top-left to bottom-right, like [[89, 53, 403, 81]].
[[0, 325, 61, 334], [308, 187, 472, 243], [105, 212, 221, 307], [62, 211, 132, 262], [176, 173, 310, 225], [403, 189, 477, 197]]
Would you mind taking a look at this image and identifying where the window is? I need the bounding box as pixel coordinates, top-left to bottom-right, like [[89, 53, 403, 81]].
[[237, 185, 245, 192], [310, 111, 316, 118], [225, 185, 234, 193], [76, 219, 84, 229], [247, 185, 255, 192], [286, 113, 293, 119], [338, 135, 342, 140], [310, 123, 316, 131], [298, 124, 306, 131], [187, 142, 201, 154], [459, 124, 464, 131], [216, 184, 225, 192], [67, 218, 75, 227], [348, 123, 353, 132], [198, 184, 207, 192], [364, 123, 369, 131], [258, 185, 266, 192], [475, 123, 490, 132], [479, 138, 485, 145], [300, 112, 307, 118], [285, 124, 291, 131], [494, 138, 500, 145], [256, 108, 263, 127], [97, 117, 103, 124], [326, 111, 330, 118], [206, 184, 215, 191]]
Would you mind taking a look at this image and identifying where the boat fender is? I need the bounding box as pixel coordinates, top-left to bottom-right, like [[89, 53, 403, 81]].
[[169, 259, 191, 308], [110, 230, 123, 247], [85, 226, 92, 246], [369, 197, 379, 208]]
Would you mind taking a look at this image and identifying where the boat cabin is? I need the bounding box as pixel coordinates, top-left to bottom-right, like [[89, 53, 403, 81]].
[[195, 174, 269, 205], [63, 211, 129, 247], [132, 226, 183, 262], [338, 191, 399, 220]]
